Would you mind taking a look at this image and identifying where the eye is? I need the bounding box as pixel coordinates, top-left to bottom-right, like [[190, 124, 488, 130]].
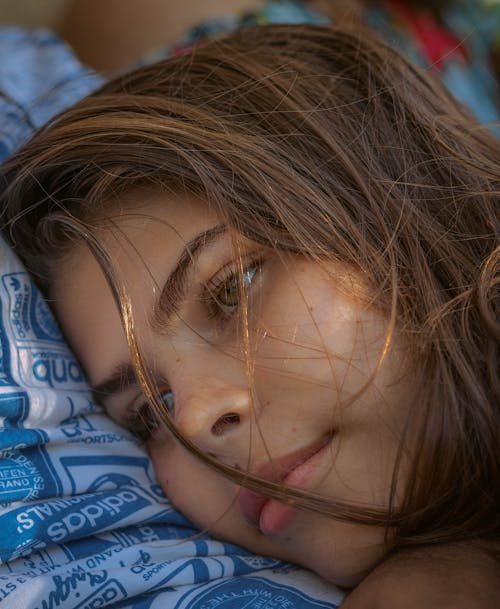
[[126, 403, 158, 443], [126, 388, 174, 442], [159, 389, 175, 414], [206, 258, 261, 320]]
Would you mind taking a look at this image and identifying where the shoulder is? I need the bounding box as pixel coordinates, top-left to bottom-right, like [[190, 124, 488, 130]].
[[341, 542, 500, 609]]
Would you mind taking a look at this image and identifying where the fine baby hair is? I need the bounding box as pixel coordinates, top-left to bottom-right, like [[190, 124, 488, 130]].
[[1, 24, 499, 588]]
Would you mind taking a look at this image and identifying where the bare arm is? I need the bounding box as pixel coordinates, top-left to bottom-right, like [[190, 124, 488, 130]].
[[59, 0, 263, 73]]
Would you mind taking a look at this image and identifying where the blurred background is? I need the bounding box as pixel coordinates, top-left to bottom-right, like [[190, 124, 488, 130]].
[[0, 0, 69, 28], [0, 0, 264, 71]]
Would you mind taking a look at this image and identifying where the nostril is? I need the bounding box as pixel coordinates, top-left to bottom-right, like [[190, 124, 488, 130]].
[[211, 412, 241, 436]]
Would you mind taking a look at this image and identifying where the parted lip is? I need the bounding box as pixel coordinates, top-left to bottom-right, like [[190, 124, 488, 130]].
[[237, 435, 332, 528]]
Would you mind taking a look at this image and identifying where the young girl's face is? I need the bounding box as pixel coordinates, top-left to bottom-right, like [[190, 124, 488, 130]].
[[52, 191, 414, 587]]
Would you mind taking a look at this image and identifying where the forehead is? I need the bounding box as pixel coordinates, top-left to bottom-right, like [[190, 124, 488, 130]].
[[60, 190, 221, 278], [98, 190, 219, 248], [50, 191, 222, 380]]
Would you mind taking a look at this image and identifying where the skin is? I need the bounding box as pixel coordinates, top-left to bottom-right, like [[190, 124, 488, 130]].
[[59, 0, 362, 73], [52, 191, 414, 588], [60, 0, 265, 73], [341, 543, 500, 608]]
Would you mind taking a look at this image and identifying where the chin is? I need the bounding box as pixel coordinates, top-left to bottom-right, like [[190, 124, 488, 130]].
[[268, 524, 386, 588]]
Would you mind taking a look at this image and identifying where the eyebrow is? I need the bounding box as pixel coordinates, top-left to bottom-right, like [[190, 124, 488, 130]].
[[91, 362, 137, 404], [152, 223, 227, 331], [91, 224, 227, 402]]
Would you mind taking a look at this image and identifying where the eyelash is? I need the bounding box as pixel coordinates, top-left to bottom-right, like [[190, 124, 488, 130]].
[[126, 404, 157, 443], [126, 389, 173, 443], [204, 256, 263, 323]]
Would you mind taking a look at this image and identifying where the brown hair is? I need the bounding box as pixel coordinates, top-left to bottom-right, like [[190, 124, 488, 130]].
[[0, 25, 498, 555]]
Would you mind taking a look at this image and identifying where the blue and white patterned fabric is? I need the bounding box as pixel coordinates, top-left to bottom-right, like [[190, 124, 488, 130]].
[[0, 22, 344, 609], [0, 28, 103, 163]]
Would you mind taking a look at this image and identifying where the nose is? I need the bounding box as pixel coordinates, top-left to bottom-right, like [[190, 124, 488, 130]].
[[173, 376, 253, 451]]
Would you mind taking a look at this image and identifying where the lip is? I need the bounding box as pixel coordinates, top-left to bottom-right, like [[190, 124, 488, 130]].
[[238, 435, 332, 536]]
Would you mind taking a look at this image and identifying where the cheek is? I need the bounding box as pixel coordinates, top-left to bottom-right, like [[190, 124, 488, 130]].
[[251, 265, 370, 404], [148, 440, 228, 527]]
